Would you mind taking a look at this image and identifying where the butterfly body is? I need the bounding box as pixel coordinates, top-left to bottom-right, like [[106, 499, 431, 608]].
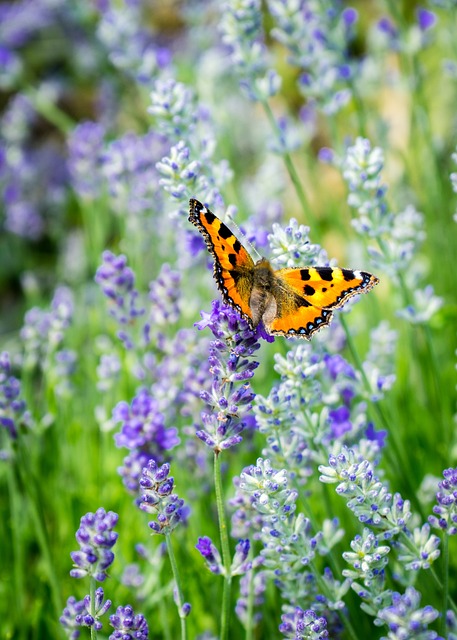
[[189, 198, 379, 339]]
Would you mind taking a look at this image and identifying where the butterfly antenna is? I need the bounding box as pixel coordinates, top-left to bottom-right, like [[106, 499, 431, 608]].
[[224, 208, 263, 261]]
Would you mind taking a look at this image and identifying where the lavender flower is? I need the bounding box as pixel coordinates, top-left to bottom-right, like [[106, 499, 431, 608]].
[[73, 588, 112, 632], [333, 137, 443, 324], [95, 250, 145, 349], [0, 92, 67, 239], [194, 300, 260, 451], [235, 569, 267, 627], [67, 121, 106, 199], [236, 458, 349, 611], [60, 595, 86, 639], [429, 467, 457, 534], [148, 79, 197, 139], [376, 587, 440, 640], [268, 217, 329, 268], [196, 536, 224, 575], [0, 351, 32, 440], [268, 0, 358, 114], [21, 285, 74, 370], [148, 263, 181, 325], [219, 0, 281, 101], [113, 388, 179, 454], [109, 604, 149, 640], [0, 0, 55, 49], [279, 606, 329, 639], [139, 459, 188, 535], [70, 508, 119, 582], [96, 2, 166, 84], [101, 130, 166, 216]]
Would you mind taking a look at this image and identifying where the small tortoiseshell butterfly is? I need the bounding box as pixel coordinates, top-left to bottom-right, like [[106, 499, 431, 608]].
[[189, 198, 379, 339]]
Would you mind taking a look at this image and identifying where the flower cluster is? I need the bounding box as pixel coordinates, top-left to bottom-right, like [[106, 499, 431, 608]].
[[196, 535, 251, 577], [279, 606, 329, 640], [320, 447, 441, 625], [375, 9, 437, 54], [114, 388, 180, 492], [194, 300, 260, 451], [109, 604, 149, 640], [234, 458, 347, 628], [268, 217, 329, 268], [95, 251, 145, 350], [325, 136, 443, 324], [268, 0, 358, 114], [96, 1, 168, 85], [139, 459, 188, 535], [60, 588, 112, 637], [429, 467, 457, 534], [0, 91, 67, 240], [219, 0, 281, 101], [0, 351, 32, 442], [376, 586, 440, 640], [102, 130, 167, 218], [254, 334, 389, 485], [67, 121, 106, 200], [70, 508, 119, 582]]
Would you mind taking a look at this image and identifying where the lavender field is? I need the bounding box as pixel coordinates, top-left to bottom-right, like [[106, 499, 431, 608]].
[[1, 1, 457, 639]]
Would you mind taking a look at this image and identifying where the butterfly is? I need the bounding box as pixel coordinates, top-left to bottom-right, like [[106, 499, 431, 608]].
[[188, 198, 379, 339]]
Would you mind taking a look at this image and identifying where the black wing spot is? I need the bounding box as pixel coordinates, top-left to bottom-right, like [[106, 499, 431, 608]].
[[322, 287, 327, 292], [218, 224, 232, 240], [342, 269, 355, 281], [233, 239, 242, 254], [204, 210, 216, 224], [316, 268, 333, 281], [228, 253, 237, 267], [304, 285, 315, 296], [300, 268, 310, 281]]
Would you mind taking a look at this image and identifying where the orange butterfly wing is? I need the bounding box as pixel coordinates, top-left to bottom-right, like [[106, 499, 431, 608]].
[[188, 199, 255, 324], [265, 266, 379, 339], [276, 266, 379, 309]]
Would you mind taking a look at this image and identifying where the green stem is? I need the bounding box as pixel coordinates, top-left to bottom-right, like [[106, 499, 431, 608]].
[[89, 577, 97, 640], [23, 86, 75, 134], [165, 532, 188, 640], [441, 534, 450, 637], [214, 451, 232, 640], [260, 99, 316, 227], [244, 554, 255, 640]]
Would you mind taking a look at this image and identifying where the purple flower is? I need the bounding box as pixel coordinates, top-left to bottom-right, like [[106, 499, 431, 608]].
[[328, 405, 353, 439], [109, 604, 149, 640], [429, 467, 457, 534], [376, 587, 439, 638], [70, 508, 119, 582], [417, 8, 437, 31], [195, 536, 223, 575], [377, 16, 398, 39], [101, 130, 166, 215], [139, 459, 188, 534], [193, 301, 260, 451], [70, 588, 112, 632], [118, 450, 154, 494], [95, 251, 145, 348], [148, 263, 181, 325], [113, 388, 179, 453], [68, 121, 106, 199], [60, 595, 86, 639], [0, 351, 31, 440], [279, 606, 328, 639], [324, 354, 355, 381]]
